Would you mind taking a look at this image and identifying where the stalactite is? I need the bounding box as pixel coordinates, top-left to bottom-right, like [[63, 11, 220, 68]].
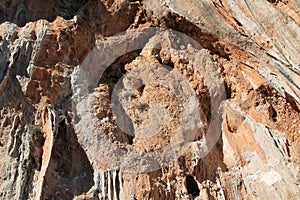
[[119, 170, 123, 200], [107, 169, 112, 200], [101, 170, 106, 199], [92, 168, 122, 200], [112, 169, 118, 200], [93, 171, 101, 197], [231, 179, 240, 200], [216, 177, 225, 200]]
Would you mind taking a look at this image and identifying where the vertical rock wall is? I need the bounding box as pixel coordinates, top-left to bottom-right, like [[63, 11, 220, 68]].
[[0, 0, 299, 199]]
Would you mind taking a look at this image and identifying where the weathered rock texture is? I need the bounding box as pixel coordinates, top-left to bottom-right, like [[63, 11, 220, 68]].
[[0, 0, 299, 199]]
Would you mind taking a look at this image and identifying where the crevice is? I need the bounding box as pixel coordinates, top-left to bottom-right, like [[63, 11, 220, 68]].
[[224, 81, 232, 99], [233, 17, 243, 26], [269, 105, 277, 122], [266, 0, 282, 5]]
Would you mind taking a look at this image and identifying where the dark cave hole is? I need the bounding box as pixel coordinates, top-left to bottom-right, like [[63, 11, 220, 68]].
[[186, 175, 200, 197], [136, 85, 145, 94]]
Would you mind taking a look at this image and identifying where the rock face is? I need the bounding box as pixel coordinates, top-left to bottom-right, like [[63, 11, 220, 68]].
[[0, 0, 299, 199]]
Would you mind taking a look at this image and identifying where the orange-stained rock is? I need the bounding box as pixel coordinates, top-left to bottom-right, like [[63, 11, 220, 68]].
[[0, 0, 299, 199]]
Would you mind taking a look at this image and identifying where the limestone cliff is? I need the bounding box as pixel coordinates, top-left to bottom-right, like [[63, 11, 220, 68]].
[[0, 0, 299, 199]]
